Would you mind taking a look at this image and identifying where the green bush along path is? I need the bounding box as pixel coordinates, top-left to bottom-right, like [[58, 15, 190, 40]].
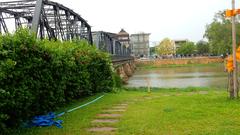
[[20, 88, 240, 135], [0, 29, 115, 133]]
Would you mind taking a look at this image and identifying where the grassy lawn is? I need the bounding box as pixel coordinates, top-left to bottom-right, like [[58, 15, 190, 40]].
[[18, 87, 240, 135]]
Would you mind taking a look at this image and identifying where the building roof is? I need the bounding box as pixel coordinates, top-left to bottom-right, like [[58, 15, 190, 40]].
[[130, 33, 151, 36], [118, 29, 129, 35]]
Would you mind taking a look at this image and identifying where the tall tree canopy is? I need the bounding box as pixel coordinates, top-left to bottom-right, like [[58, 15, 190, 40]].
[[156, 38, 175, 55], [176, 41, 196, 55], [196, 40, 210, 55], [204, 11, 240, 55]]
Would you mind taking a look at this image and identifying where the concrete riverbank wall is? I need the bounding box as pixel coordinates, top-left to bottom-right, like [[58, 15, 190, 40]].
[[114, 60, 136, 84], [135, 57, 224, 66]]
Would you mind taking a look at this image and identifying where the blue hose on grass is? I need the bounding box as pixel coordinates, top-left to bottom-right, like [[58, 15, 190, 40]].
[[29, 95, 104, 128], [30, 112, 63, 128]]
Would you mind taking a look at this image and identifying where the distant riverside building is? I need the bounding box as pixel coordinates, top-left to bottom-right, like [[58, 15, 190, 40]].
[[173, 39, 188, 50], [117, 29, 130, 47], [130, 33, 150, 57], [117, 29, 131, 55]]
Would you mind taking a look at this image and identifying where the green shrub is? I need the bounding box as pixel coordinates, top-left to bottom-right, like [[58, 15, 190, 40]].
[[113, 72, 123, 88], [0, 28, 114, 133]]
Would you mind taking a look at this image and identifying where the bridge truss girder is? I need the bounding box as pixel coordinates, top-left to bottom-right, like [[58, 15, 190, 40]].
[[0, 0, 92, 44], [92, 31, 131, 57]]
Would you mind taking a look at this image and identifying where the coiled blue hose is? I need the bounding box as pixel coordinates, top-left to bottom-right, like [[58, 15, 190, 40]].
[[29, 95, 104, 128]]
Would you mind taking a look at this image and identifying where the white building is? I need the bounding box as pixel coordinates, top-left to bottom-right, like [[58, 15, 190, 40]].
[[130, 33, 151, 57]]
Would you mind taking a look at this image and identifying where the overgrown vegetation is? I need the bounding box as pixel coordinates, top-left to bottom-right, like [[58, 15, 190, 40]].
[[0, 29, 117, 134]]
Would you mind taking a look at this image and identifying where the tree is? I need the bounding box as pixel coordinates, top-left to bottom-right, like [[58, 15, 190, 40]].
[[205, 11, 240, 99], [196, 40, 210, 55], [156, 38, 175, 55], [204, 11, 240, 55], [150, 46, 156, 56], [176, 41, 196, 55]]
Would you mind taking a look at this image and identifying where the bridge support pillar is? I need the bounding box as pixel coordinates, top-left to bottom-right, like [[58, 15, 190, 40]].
[[123, 63, 133, 77], [114, 60, 136, 84]]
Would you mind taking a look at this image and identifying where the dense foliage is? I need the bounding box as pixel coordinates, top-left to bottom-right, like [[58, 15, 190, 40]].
[[0, 29, 114, 133], [205, 11, 240, 55], [176, 41, 196, 55], [196, 40, 210, 55], [156, 38, 175, 55]]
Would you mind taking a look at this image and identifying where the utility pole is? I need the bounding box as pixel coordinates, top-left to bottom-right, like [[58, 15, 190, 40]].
[[225, 0, 240, 99], [232, 0, 238, 98]]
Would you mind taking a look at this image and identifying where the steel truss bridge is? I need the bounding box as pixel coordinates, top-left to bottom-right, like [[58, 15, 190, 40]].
[[0, 0, 132, 58]]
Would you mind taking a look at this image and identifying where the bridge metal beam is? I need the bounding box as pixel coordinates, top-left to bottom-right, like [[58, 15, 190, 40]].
[[0, 12, 8, 33], [0, 0, 93, 44], [31, 0, 43, 33], [92, 31, 131, 57]]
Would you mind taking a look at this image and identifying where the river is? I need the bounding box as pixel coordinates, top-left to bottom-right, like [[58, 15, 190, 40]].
[[127, 64, 228, 88]]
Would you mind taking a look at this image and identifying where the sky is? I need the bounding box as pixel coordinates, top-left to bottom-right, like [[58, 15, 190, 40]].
[[2, 0, 239, 46], [50, 0, 239, 46]]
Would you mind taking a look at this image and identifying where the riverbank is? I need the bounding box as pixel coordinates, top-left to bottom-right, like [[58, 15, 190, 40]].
[[136, 57, 224, 69], [18, 87, 240, 135], [136, 63, 223, 70]]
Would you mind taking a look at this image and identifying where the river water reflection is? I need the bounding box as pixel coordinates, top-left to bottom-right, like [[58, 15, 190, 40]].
[[127, 65, 228, 88]]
